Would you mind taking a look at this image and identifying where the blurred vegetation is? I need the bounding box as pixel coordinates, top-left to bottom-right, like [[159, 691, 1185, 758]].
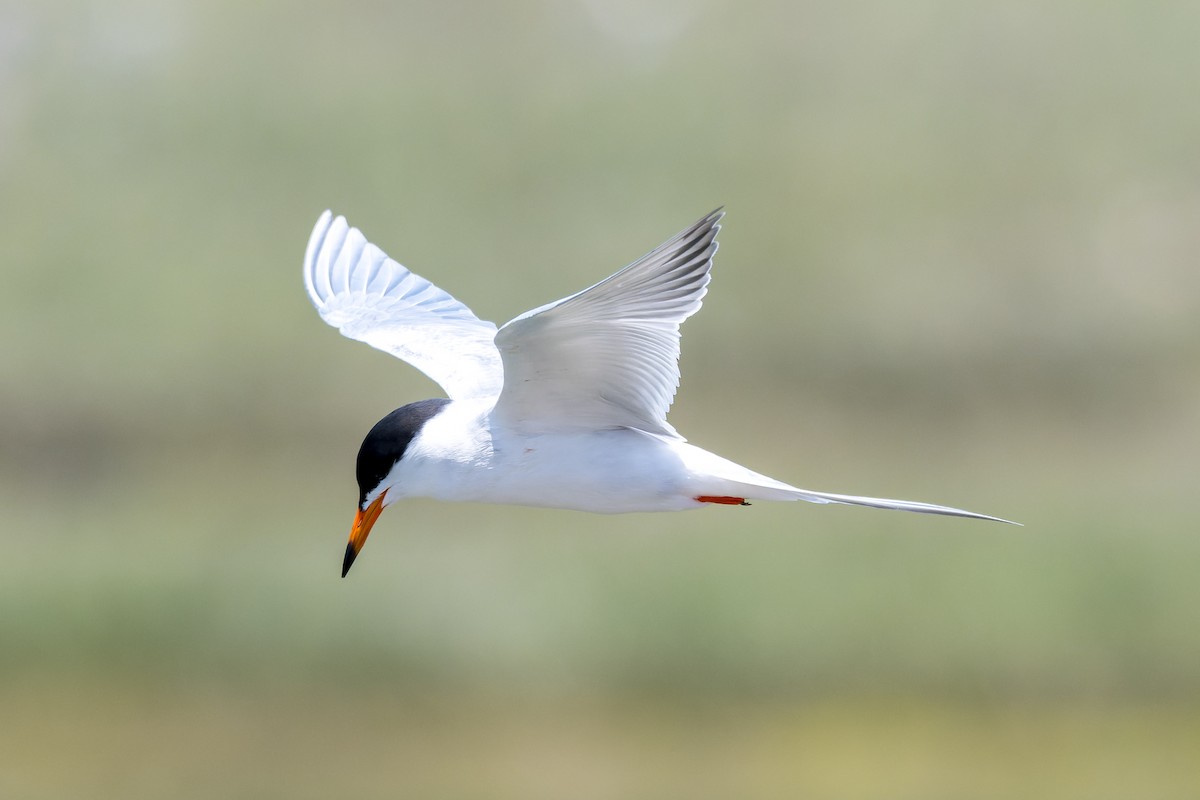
[[2, 1, 1198, 798]]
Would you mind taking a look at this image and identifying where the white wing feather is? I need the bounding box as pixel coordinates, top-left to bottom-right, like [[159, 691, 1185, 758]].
[[303, 211, 504, 401], [492, 209, 723, 436]]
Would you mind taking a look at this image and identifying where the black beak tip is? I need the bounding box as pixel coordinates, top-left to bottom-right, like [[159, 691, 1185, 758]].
[[341, 543, 358, 578]]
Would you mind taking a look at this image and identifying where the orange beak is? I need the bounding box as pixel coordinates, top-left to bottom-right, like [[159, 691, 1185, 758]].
[[342, 491, 387, 578]]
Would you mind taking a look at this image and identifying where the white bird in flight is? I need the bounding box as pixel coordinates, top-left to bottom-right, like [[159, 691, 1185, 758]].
[[304, 209, 1015, 576]]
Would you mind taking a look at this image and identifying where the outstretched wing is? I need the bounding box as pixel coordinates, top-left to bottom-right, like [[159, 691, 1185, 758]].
[[491, 209, 723, 436], [304, 211, 504, 401]]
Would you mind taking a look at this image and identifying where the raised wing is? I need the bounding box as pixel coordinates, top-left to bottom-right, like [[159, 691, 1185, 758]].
[[304, 211, 503, 401], [491, 209, 723, 436]]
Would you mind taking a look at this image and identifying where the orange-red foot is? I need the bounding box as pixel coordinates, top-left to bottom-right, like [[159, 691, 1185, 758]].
[[695, 495, 751, 506]]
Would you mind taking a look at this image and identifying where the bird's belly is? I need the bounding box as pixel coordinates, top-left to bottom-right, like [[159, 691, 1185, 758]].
[[456, 430, 699, 513]]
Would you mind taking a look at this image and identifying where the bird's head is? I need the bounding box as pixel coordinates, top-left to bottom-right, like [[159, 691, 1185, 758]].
[[342, 398, 451, 577]]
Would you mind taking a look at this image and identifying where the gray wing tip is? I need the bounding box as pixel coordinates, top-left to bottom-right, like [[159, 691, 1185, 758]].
[[690, 207, 724, 237], [661, 206, 724, 264]]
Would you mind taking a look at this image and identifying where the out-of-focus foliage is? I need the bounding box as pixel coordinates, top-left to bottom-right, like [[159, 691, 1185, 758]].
[[1, 2, 1197, 797]]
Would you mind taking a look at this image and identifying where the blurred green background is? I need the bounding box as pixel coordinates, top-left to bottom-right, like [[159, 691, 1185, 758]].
[[2, 1, 1198, 797]]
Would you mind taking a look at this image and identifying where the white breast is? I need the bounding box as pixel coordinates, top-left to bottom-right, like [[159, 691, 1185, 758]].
[[387, 400, 700, 513]]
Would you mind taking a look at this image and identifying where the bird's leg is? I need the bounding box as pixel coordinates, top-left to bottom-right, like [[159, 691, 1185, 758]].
[[695, 495, 751, 506]]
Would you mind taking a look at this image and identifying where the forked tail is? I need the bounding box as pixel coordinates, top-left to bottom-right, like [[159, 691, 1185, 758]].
[[741, 482, 1018, 524], [675, 440, 1018, 524]]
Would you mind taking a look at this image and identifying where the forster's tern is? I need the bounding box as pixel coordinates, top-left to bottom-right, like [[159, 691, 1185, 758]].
[[304, 209, 1014, 576]]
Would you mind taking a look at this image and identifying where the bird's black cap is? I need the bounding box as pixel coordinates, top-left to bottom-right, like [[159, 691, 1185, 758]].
[[343, 398, 452, 578], [355, 398, 451, 506]]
